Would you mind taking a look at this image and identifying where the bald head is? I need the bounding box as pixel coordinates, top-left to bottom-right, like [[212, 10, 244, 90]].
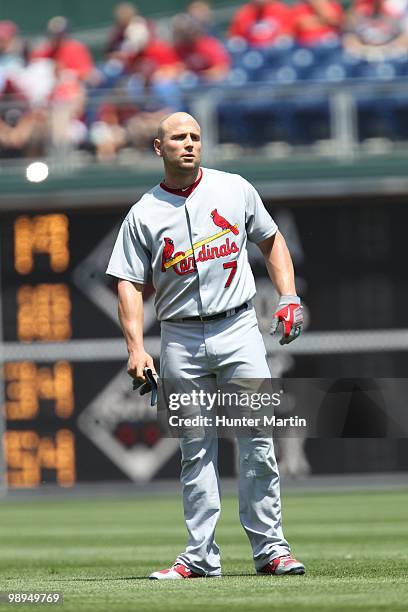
[[157, 112, 201, 142], [154, 112, 201, 179]]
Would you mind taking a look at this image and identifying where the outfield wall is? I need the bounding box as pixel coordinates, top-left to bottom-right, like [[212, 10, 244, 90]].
[[1, 193, 407, 487]]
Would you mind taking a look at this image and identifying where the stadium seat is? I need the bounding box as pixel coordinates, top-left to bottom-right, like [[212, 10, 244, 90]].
[[241, 50, 265, 81], [225, 36, 249, 72], [225, 68, 249, 87], [309, 39, 342, 64], [262, 37, 296, 68], [355, 92, 397, 140], [354, 61, 397, 81], [177, 71, 201, 90], [290, 93, 331, 144], [260, 65, 299, 84], [391, 56, 408, 77], [339, 52, 365, 79], [225, 36, 248, 56], [217, 97, 298, 146], [391, 92, 408, 139], [310, 63, 347, 82], [217, 88, 332, 147], [291, 47, 314, 65]]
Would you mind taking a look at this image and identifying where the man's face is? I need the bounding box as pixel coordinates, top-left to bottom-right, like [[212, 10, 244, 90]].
[[156, 117, 201, 173]]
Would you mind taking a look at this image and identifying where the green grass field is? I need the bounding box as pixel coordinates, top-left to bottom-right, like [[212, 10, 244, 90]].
[[0, 488, 407, 612]]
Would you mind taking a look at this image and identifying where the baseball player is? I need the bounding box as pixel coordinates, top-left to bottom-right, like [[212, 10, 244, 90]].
[[106, 112, 305, 579]]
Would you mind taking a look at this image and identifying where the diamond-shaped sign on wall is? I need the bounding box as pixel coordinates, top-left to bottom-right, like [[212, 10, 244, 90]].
[[77, 368, 178, 482]]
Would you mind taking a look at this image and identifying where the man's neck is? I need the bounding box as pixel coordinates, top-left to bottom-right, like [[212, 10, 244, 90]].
[[163, 167, 201, 190]]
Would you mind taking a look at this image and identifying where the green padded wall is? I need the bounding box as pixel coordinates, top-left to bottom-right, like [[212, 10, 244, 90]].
[[0, 0, 240, 33]]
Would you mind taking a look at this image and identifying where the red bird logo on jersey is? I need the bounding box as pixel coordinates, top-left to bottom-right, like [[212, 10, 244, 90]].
[[161, 224, 240, 276], [161, 237, 175, 272], [211, 209, 239, 235]]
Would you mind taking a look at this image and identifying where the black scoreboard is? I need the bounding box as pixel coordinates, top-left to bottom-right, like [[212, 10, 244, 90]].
[[1, 198, 407, 488], [1, 209, 131, 488]]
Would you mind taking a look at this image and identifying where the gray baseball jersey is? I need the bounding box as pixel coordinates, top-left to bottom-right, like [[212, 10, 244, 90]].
[[106, 167, 277, 320]]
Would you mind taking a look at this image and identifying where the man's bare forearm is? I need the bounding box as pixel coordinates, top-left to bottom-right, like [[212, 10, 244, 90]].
[[117, 279, 155, 380], [257, 231, 297, 296], [117, 279, 145, 353]]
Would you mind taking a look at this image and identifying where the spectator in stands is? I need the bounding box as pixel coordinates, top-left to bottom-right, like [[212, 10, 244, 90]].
[[107, 3, 143, 55], [0, 22, 49, 160], [89, 103, 126, 161], [228, 0, 294, 47], [49, 66, 87, 150], [105, 3, 156, 73], [12, 57, 55, 108], [172, 14, 231, 81], [292, 0, 344, 46], [126, 107, 174, 151], [186, 1, 219, 37], [29, 17, 96, 155], [31, 16, 96, 83], [122, 18, 184, 114], [125, 20, 182, 84], [0, 21, 24, 76], [0, 20, 26, 110], [0, 105, 48, 159], [123, 21, 183, 151], [95, 12, 184, 157], [343, 0, 408, 58]]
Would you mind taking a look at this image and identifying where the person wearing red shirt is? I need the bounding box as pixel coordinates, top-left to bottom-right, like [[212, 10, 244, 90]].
[[172, 14, 231, 81], [106, 2, 147, 56], [292, 0, 344, 46], [129, 38, 182, 82], [228, 0, 294, 47], [343, 0, 408, 57], [105, 12, 180, 82], [121, 23, 184, 153], [30, 16, 95, 81]]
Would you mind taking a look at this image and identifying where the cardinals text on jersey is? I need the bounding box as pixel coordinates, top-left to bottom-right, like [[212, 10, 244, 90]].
[[161, 209, 240, 276]]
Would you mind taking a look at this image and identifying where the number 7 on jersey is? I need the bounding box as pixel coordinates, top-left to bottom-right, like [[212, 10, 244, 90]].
[[223, 261, 237, 288]]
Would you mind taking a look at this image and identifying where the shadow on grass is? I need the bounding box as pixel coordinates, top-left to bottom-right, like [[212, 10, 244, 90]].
[[50, 572, 260, 582]]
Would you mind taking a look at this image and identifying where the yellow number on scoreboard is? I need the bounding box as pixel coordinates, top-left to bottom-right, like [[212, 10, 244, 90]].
[[17, 284, 72, 342], [4, 429, 76, 488], [14, 214, 69, 274], [4, 361, 74, 419]]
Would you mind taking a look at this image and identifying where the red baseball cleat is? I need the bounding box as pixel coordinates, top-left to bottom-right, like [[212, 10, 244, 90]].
[[149, 562, 219, 580], [257, 555, 305, 576]]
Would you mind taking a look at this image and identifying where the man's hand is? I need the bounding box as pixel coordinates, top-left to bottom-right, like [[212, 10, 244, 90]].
[[128, 350, 158, 405], [270, 295, 303, 345], [127, 349, 156, 381]]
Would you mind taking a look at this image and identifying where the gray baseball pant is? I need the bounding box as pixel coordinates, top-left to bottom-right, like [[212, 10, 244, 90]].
[[160, 305, 291, 576]]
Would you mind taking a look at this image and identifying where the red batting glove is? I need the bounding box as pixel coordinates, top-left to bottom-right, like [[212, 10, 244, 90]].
[[270, 296, 303, 345]]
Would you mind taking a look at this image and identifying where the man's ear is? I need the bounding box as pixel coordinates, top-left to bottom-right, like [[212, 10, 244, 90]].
[[153, 138, 162, 157]]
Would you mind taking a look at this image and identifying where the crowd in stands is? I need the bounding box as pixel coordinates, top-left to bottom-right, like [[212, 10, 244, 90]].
[[1, 0, 408, 161]]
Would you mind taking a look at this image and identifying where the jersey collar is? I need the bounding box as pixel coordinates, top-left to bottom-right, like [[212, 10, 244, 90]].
[[160, 167, 203, 198]]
